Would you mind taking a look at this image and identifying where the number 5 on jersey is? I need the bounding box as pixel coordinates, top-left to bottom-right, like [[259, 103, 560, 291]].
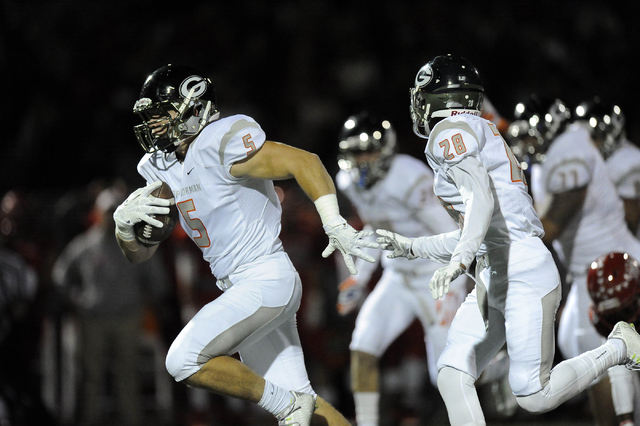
[[177, 199, 211, 248]]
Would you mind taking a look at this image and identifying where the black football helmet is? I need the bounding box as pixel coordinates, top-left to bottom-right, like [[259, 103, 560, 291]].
[[133, 64, 219, 153], [506, 95, 570, 164], [574, 98, 625, 160], [410, 54, 484, 138], [337, 112, 396, 189]]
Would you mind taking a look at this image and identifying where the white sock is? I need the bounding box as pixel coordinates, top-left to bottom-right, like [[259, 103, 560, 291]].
[[354, 392, 379, 426], [609, 338, 627, 364], [258, 380, 294, 417]]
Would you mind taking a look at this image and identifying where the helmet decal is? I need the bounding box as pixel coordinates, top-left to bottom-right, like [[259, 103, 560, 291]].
[[415, 64, 433, 88], [179, 75, 208, 99]]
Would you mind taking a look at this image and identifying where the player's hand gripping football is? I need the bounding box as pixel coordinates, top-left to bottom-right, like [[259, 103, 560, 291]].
[[336, 277, 366, 316], [430, 262, 465, 300], [322, 216, 378, 275], [113, 181, 172, 241], [375, 229, 417, 260]]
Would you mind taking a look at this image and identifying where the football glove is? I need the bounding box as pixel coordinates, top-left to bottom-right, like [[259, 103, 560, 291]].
[[113, 181, 171, 241], [430, 262, 465, 300], [375, 229, 417, 260], [336, 277, 366, 316], [322, 216, 378, 275]]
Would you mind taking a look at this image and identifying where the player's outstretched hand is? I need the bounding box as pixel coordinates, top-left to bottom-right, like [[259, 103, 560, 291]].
[[430, 262, 465, 300], [113, 181, 171, 241], [336, 277, 366, 316], [375, 229, 417, 260], [322, 216, 378, 275]]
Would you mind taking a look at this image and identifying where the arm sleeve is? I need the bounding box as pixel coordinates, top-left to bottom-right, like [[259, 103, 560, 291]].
[[411, 229, 462, 263], [445, 156, 494, 268]]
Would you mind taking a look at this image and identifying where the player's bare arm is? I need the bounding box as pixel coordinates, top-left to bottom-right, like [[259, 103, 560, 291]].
[[539, 186, 587, 244], [230, 140, 336, 201], [231, 140, 378, 275], [623, 198, 640, 234]]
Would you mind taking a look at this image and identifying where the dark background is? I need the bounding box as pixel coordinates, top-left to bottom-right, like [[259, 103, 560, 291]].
[[3, 0, 640, 195], [2, 1, 640, 425]]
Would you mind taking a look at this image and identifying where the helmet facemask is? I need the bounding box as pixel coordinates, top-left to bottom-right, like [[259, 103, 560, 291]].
[[338, 117, 396, 189], [410, 88, 484, 138], [133, 66, 219, 154]]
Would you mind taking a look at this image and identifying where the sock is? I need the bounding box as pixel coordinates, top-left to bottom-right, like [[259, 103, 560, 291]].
[[354, 392, 379, 426], [258, 380, 294, 417], [608, 338, 627, 364]]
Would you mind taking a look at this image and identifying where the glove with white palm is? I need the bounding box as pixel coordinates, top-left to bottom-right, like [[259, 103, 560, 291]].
[[322, 216, 378, 275], [113, 181, 171, 241], [375, 229, 417, 260], [430, 262, 466, 300]]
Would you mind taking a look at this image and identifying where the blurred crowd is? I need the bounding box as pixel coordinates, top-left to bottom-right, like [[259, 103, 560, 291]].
[[2, 0, 639, 425]]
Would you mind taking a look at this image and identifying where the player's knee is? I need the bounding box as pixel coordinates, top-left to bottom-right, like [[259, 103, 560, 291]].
[[515, 393, 554, 414], [165, 344, 187, 380], [437, 366, 476, 400]]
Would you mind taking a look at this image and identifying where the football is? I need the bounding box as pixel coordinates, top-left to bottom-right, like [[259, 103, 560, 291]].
[[134, 181, 179, 246]]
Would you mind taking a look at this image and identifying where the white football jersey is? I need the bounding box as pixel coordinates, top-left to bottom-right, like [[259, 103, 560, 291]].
[[538, 123, 640, 274], [337, 154, 458, 272], [606, 138, 640, 238], [138, 114, 284, 279], [424, 114, 543, 257]]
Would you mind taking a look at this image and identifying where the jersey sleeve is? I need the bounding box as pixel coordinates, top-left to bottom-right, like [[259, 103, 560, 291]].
[[545, 159, 592, 194], [198, 115, 266, 168], [426, 119, 483, 169]]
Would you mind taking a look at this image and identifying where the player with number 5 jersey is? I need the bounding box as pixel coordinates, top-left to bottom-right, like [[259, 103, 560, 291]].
[[375, 54, 640, 426], [113, 64, 376, 426]]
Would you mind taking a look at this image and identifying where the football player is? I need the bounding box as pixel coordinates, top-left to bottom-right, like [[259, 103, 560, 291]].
[[588, 252, 640, 426], [375, 54, 640, 426], [575, 99, 640, 235], [334, 111, 470, 426], [113, 64, 379, 426], [536, 99, 640, 426]]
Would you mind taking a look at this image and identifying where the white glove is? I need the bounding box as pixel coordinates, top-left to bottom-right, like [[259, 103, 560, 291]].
[[336, 277, 366, 316], [113, 181, 171, 241], [430, 262, 465, 300], [375, 229, 417, 260], [322, 216, 378, 275]]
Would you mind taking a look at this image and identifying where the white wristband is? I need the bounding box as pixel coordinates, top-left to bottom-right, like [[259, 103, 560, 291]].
[[314, 194, 340, 226], [116, 224, 136, 242]]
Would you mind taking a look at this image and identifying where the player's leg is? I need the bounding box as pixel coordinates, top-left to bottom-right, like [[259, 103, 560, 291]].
[[435, 289, 506, 426], [167, 253, 316, 424], [348, 269, 419, 426], [502, 238, 627, 413]]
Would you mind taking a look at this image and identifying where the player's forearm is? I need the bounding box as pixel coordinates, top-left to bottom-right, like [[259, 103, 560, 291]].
[[291, 151, 337, 202], [411, 229, 462, 263], [115, 232, 158, 263]]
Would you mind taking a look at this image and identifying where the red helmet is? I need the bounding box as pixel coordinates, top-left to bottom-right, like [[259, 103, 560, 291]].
[[587, 252, 640, 336]]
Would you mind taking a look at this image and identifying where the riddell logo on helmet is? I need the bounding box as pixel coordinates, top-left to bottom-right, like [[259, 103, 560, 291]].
[[451, 110, 480, 116], [179, 76, 208, 99]]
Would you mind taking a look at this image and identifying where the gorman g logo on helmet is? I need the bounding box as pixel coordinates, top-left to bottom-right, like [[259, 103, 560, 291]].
[[415, 64, 433, 88], [179, 75, 208, 99]]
